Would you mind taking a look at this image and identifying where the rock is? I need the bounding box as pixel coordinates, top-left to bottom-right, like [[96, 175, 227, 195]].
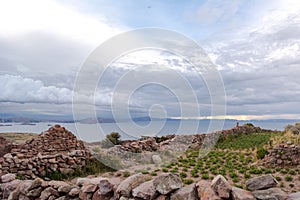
[[196, 180, 221, 200], [58, 185, 73, 193], [153, 173, 183, 195], [1, 173, 16, 183], [98, 179, 114, 196], [17, 180, 33, 195], [48, 180, 70, 189], [288, 192, 300, 200], [156, 195, 168, 200], [26, 187, 43, 197], [211, 175, 232, 199], [81, 183, 98, 193], [29, 178, 44, 190], [69, 187, 80, 197], [0, 179, 21, 199], [132, 180, 156, 200], [76, 177, 104, 186], [245, 174, 278, 191], [231, 186, 256, 200], [252, 188, 287, 200], [152, 155, 162, 164], [116, 173, 146, 197], [170, 183, 198, 200], [40, 187, 59, 200]]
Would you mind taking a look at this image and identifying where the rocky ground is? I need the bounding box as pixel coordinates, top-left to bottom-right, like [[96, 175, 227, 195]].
[[0, 124, 299, 199]]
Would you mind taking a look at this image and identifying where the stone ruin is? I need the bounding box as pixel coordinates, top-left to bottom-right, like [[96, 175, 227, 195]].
[[263, 143, 300, 167], [0, 125, 90, 179], [0, 137, 12, 157]]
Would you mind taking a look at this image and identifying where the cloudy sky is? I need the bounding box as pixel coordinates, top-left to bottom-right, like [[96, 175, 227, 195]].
[[1, 0, 300, 120]]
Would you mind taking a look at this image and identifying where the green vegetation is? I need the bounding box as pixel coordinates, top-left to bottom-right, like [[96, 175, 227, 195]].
[[216, 132, 281, 150], [101, 132, 121, 148], [256, 147, 269, 159]]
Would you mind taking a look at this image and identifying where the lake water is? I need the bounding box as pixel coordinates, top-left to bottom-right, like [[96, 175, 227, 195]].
[[0, 120, 296, 142]]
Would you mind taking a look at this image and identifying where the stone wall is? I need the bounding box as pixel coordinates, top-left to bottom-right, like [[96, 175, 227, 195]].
[[263, 144, 300, 167], [0, 173, 293, 200], [0, 125, 90, 179], [0, 137, 12, 157]]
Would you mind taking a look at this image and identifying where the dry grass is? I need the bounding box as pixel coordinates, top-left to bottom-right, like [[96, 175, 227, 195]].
[[0, 132, 37, 143]]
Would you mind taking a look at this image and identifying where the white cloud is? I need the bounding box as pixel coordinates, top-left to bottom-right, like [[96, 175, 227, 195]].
[[0, 0, 125, 45]]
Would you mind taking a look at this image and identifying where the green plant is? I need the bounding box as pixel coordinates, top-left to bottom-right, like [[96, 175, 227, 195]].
[[151, 171, 157, 176], [101, 132, 121, 148], [201, 173, 209, 180], [285, 176, 293, 182], [275, 176, 282, 181], [180, 172, 187, 178], [123, 171, 130, 177], [256, 147, 268, 159], [44, 170, 67, 181], [183, 179, 193, 184]]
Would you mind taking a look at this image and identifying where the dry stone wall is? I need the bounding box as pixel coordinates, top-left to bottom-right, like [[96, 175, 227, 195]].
[[263, 144, 300, 167], [0, 173, 294, 200], [0, 125, 90, 179]]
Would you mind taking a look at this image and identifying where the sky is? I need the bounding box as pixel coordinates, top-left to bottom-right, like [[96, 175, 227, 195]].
[[0, 0, 300, 120]]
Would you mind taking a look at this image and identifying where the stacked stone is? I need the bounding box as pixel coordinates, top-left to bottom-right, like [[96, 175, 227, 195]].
[[0, 136, 12, 157], [263, 144, 300, 167], [0, 125, 90, 179], [1, 173, 295, 200]]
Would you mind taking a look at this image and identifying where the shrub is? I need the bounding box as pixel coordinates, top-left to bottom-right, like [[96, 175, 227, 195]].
[[101, 132, 121, 148], [285, 176, 293, 182], [201, 173, 209, 180], [275, 176, 282, 181], [151, 171, 157, 176], [183, 179, 193, 184], [180, 172, 187, 178], [256, 147, 268, 159], [123, 171, 130, 177]]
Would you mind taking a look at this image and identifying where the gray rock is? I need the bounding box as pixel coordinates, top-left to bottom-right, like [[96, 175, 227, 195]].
[[58, 185, 73, 193], [69, 187, 80, 197], [0, 179, 21, 199], [211, 175, 232, 199], [40, 187, 59, 200], [246, 174, 278, 191], [288, 192, 300, 200], [132, 180, 156, 200], [196, 180, 221, 200], [152, 155, 162, 164], [153, 173, 183, 195], [1, 173, 16, 183], [231, 186, 256, 200], [98, 179, 114, 196], [116, 173, 146, 197], [170, 183, 198, 200], [252, 188, 287, 200], [26, 187, 43, 197], [81, 183, 98, 193]]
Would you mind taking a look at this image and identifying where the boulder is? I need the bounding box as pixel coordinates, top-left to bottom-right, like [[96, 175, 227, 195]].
[[245, 174, 278, 191], [40, 187, 59, 200], [196, 180, 221, 200], [211, 175, 232, 199], [69, 187, 80, 197], [252, 188, 287, 200], [288, 192, 300, 200], [58, 185, 73, 193], [0, 179, 21, 199], [92, 179, 115, 200], [81, 183, 98, 193], [1, 173, 16, 183], [170, 183, 198, 200], [231, 186, 256, 200], [132, 180, 156, 200], [26, 187, 43, 198], [152, 155, 162, 164], [116, 173, 146, 197], [153, 173, 183, 195]]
